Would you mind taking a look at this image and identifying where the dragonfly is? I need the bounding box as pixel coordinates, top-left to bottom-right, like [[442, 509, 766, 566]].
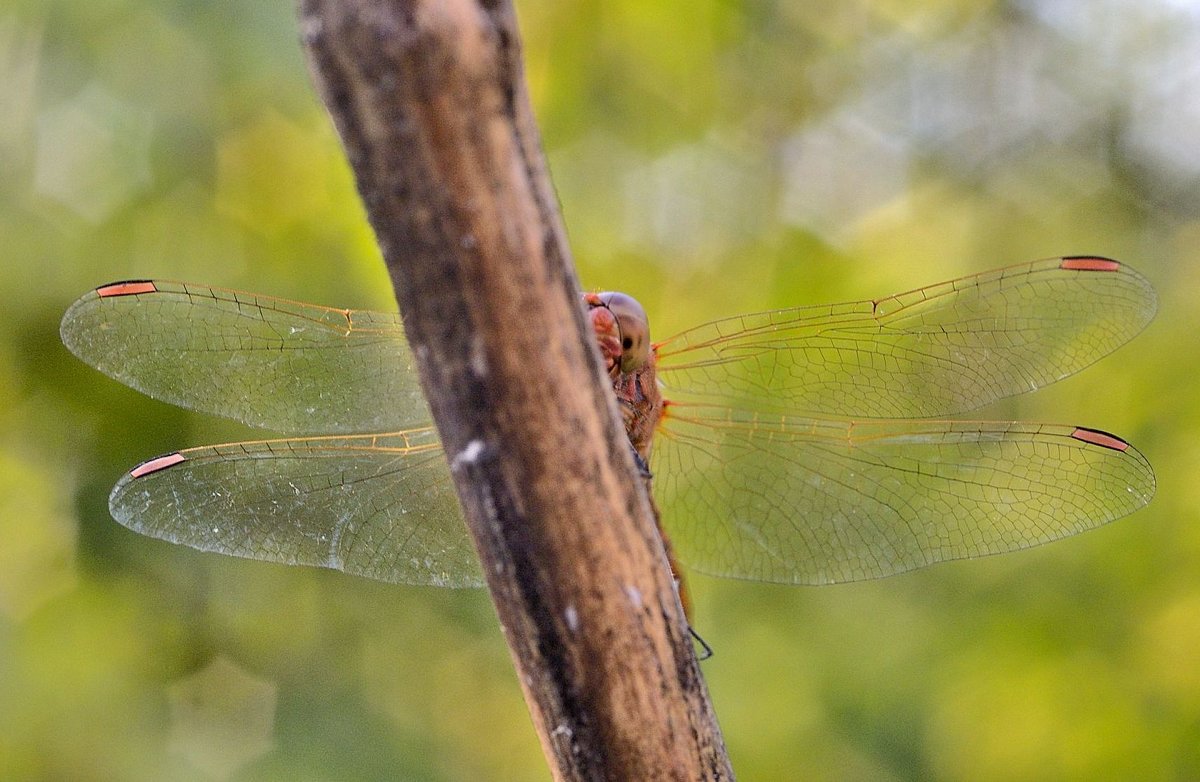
[[60, 257, 1156, 600]]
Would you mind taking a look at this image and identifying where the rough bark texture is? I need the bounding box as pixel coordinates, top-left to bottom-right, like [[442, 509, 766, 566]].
[[299, 1, 733, 779]]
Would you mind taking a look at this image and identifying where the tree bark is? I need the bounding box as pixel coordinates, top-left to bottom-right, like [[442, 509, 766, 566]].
[[299, 1, 733, 779]]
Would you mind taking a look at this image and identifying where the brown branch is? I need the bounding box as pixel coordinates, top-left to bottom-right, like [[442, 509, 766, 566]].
[[299, 1, 733, 779]]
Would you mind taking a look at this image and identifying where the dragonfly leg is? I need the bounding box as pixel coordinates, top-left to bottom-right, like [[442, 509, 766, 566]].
[[624, 435, 706, 657], [629, 444, 652, 478], [689, 625, 713, 660]]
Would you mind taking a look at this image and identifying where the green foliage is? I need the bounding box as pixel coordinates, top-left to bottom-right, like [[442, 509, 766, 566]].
[[3, 0, 1197, 779]]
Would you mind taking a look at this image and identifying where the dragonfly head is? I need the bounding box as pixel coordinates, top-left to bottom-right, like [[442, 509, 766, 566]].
[[583, 291, 651, 376]]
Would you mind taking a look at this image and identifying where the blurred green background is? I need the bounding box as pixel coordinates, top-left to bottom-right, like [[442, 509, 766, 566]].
[[2, 0, 1198, 779]]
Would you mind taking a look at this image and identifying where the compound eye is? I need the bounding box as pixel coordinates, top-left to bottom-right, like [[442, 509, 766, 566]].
[[599, 292, 650, 372]]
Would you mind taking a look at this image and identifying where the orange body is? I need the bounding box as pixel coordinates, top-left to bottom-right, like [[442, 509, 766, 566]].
[[583, 291, 691, 618]]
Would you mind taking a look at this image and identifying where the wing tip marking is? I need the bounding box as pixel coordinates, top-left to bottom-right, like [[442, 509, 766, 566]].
[[96, 281, 158, 298], [130, 452, 187, 478], [1060, 257, 1121, 272], [1070, 427, 1130, 452]]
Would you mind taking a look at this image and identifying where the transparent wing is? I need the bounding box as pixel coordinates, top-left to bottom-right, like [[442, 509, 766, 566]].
[[653, 405, 1155, 584], [60, 280, 424, 434], [654, 258, 1157, 418], [109, 428, 480, 587]]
